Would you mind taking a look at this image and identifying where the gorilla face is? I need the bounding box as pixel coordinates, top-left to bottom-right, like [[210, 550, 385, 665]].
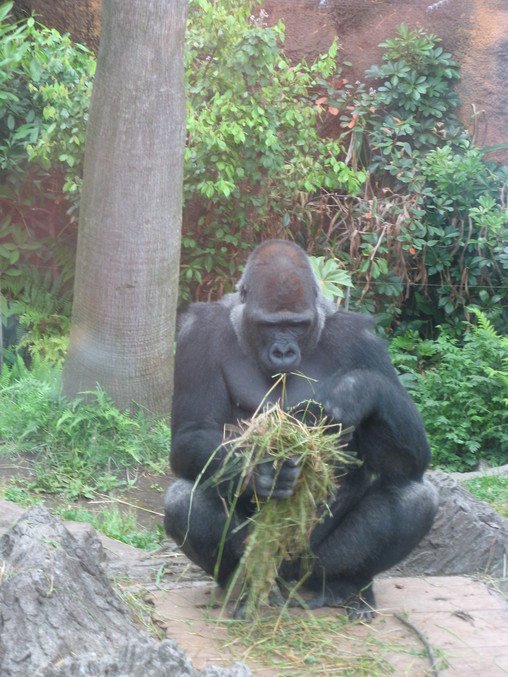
[[233, 241, 323, 376], [245, 311, 314, 374]]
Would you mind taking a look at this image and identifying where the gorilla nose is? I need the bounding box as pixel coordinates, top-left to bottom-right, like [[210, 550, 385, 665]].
[[269, 342, 299, 370]]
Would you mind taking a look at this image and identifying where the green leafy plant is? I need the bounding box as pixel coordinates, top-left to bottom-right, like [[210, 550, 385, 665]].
[[307, 24, 508, 335], [0, 361, 171, 497], [181, 0, 365, 299], [0, 0, 93, 329], [2, 267, 72, 368], [361, 23, 466, 181], [309, 254, 353, 302], [390, 309, 508, 470], [408, 146, 508, 332]]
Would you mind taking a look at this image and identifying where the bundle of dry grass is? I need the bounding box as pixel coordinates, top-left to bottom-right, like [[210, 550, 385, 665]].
[[213, 401, 361, 619]]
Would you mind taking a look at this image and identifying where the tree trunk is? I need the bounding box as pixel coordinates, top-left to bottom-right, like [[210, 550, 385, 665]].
[[0, 295, 3, 374], [62, 0, 187, 416]]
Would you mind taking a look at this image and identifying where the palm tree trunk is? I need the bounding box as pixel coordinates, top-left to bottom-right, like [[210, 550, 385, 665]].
[[62, 0, 187, 416]]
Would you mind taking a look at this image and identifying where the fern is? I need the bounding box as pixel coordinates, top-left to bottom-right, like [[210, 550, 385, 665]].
[[2, 266, 71, 366], [391, 313, 508, 470], [468, 306, 500, 339]]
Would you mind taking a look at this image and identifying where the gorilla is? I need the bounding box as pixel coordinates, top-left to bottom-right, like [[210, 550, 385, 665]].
[[164, 240, 438, 620]]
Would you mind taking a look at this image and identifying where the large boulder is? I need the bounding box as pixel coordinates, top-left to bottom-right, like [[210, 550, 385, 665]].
[[392, 469, 508, 578], [0, 505, 249, 677]]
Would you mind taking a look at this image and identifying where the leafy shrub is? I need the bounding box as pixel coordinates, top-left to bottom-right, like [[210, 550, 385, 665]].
[[0, 0, 94, 352], [409, 146, 508, 332], [2, 268, 71, 368], [390, 310, 508, 470], [0, 1, 93, 186], [363, 23, 466, 178], [181, 0, 365, 300], [310, 23, 508, 335]]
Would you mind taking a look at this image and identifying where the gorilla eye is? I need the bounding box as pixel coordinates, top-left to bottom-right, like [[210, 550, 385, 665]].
[[285, 319, 311, 332]]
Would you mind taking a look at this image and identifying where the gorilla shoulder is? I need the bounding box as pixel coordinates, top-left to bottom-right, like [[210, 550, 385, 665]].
[[176, 297, 238, 354]]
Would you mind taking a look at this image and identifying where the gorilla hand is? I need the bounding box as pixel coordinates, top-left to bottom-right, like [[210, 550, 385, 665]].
[[291, 397, 353, 443], [294, 370, 381, 434], [248, 457, 301, 500]]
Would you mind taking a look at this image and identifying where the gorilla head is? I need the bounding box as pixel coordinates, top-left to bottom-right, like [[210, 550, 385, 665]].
[[232, 240, 327, 376]]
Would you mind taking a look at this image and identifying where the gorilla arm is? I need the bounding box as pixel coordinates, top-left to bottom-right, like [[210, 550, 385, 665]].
[[169, 305, 235, 484], [170, 302, 300, 499], [312, 367, 431, 480], [296, 327, 431, 482]]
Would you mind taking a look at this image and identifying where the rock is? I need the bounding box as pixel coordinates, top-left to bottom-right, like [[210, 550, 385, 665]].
[[391, 469, 508, 578], [0, 505, 250, 677], [39, 637, 251, 677]]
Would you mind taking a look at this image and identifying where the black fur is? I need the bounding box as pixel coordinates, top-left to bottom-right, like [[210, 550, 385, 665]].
[[164, 240, 438, 620]]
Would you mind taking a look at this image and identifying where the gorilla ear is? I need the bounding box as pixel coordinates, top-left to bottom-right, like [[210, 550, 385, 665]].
[[239, 284, 248, 303]]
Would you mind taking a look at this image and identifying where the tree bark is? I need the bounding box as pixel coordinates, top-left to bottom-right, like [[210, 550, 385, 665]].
[[62, 0, 187, 416]]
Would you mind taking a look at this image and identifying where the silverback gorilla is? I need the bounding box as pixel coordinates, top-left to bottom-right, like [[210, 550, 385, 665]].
[[164, 240, 438, 620]]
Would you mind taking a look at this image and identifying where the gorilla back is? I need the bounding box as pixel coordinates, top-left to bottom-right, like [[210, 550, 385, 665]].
[[164, 240, 438, 620]]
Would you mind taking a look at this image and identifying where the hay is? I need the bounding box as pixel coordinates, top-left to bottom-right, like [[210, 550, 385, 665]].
[[212, 399, 361, 618]]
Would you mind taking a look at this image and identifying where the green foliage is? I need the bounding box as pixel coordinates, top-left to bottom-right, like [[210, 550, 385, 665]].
[[409, 146, 508, 331], [0, 362, 171, 498], [0, 0, 93, 332], [311, 23, 508, 334], [182, 0, 365, 298], [390, 310, 508, 470], [309, 254, 353, 302], [2, 267, 72, 367], [362, 23, 466, 178], [462, 475, 508, 518], [0, 1, 93, 181], [59, 505, 166, 550]]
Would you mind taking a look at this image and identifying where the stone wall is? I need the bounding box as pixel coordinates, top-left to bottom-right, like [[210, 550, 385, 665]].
[[264, 0, 508, 163], [12, 0, 508, 163]]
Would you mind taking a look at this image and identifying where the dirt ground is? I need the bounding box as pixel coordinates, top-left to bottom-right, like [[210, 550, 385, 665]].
[[1, 498, 508, 676]]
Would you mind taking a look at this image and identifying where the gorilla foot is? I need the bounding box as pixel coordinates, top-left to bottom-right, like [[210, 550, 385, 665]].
[[232, 584, 288, 620], [305, 579, 376, 622]]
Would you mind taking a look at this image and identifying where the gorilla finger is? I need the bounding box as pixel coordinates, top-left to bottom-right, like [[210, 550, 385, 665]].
[[269, 487, 294, 500], [252, 474, 276, 497], [274, 463, 301, 492], [345, 598, 376, 623]]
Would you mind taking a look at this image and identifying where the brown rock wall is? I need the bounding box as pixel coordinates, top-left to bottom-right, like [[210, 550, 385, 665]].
[[12, 0, 508, 162], [265, 0, 508, 162], [13, 0, 102, 53]]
